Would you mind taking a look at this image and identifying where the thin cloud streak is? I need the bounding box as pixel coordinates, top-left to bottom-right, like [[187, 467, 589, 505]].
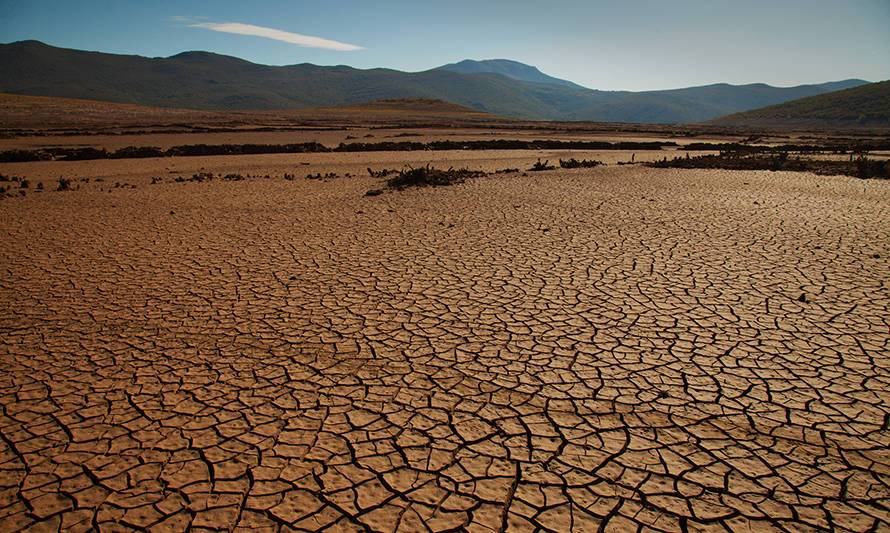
[[189, 22, 363, 51]]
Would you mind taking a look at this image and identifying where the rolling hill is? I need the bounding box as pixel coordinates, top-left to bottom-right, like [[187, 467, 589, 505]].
[[713, 80, 890, 128], [0, 40, 870, 123], [0, 93, 505, 130]]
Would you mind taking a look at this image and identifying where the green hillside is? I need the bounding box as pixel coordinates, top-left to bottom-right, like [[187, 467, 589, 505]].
[[713, 80, 890, 128]]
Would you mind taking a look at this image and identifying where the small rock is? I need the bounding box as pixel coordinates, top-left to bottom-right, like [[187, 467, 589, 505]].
[[798, 293, 807, 303]]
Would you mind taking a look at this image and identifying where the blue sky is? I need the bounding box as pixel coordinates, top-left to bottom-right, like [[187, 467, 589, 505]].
[[1, 0, 888, 91]]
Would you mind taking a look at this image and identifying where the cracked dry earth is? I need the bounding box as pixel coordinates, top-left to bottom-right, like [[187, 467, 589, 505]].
[[1, 166, 889, 532]]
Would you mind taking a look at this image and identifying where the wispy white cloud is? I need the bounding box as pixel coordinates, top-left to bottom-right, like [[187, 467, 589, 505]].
[[188, 22, 363, 52]]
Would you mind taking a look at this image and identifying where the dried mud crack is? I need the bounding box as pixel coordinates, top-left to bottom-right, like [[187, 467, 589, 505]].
[[0, 166, 888, 532]]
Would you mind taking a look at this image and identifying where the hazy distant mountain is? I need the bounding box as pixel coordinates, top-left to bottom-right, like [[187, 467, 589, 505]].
[[0, 40, 871, 123], [435, 59, 586, 89], [713, 80, 890, 128], [586, 80, 870, 123]]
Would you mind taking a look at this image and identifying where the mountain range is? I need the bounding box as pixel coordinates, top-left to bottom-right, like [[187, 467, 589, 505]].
[[0, 40, 871, 124]]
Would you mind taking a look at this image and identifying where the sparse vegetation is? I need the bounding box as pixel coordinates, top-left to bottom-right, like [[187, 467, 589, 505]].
[[192, 172, 215, 182], [166, 143, 329, 157], [647, 152, 889, 179], [0, 139, 677, 163], [681, 141, 890, 153], [559, 158, 603, 169], [158, 171, 268, 183], [382, 165, 486, 190], [368, 168, 397, 178], [682, 142, 762, 152], [0, 150, 47, 163], [55, 147, 110, 161], [529, 159, 556, 172], [854, 154, 890, 179], [56, 178, 72, 191], [338, 139, 674, 153], [306, 172, 339, 180], [111, 146, 165, 159]]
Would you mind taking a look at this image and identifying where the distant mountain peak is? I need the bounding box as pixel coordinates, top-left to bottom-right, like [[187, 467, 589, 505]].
[[9, 39, 48, 47], [167, 50, 252, 66], [435, 59, 587, 90], [452, 58, 537, 69], [170, 51, 219, 59]]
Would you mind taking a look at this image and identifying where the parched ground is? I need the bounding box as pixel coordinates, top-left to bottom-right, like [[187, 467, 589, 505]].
[[1, 162, 888, 532]]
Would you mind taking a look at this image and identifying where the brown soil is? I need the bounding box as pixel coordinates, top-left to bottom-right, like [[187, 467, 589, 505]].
[[0, 93, 505, 131], [1, 141, 888, 531]]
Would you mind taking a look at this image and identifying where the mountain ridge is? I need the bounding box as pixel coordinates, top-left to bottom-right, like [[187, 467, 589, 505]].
[[712, 80, 890, 128], [0, 40, 871, 123]]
